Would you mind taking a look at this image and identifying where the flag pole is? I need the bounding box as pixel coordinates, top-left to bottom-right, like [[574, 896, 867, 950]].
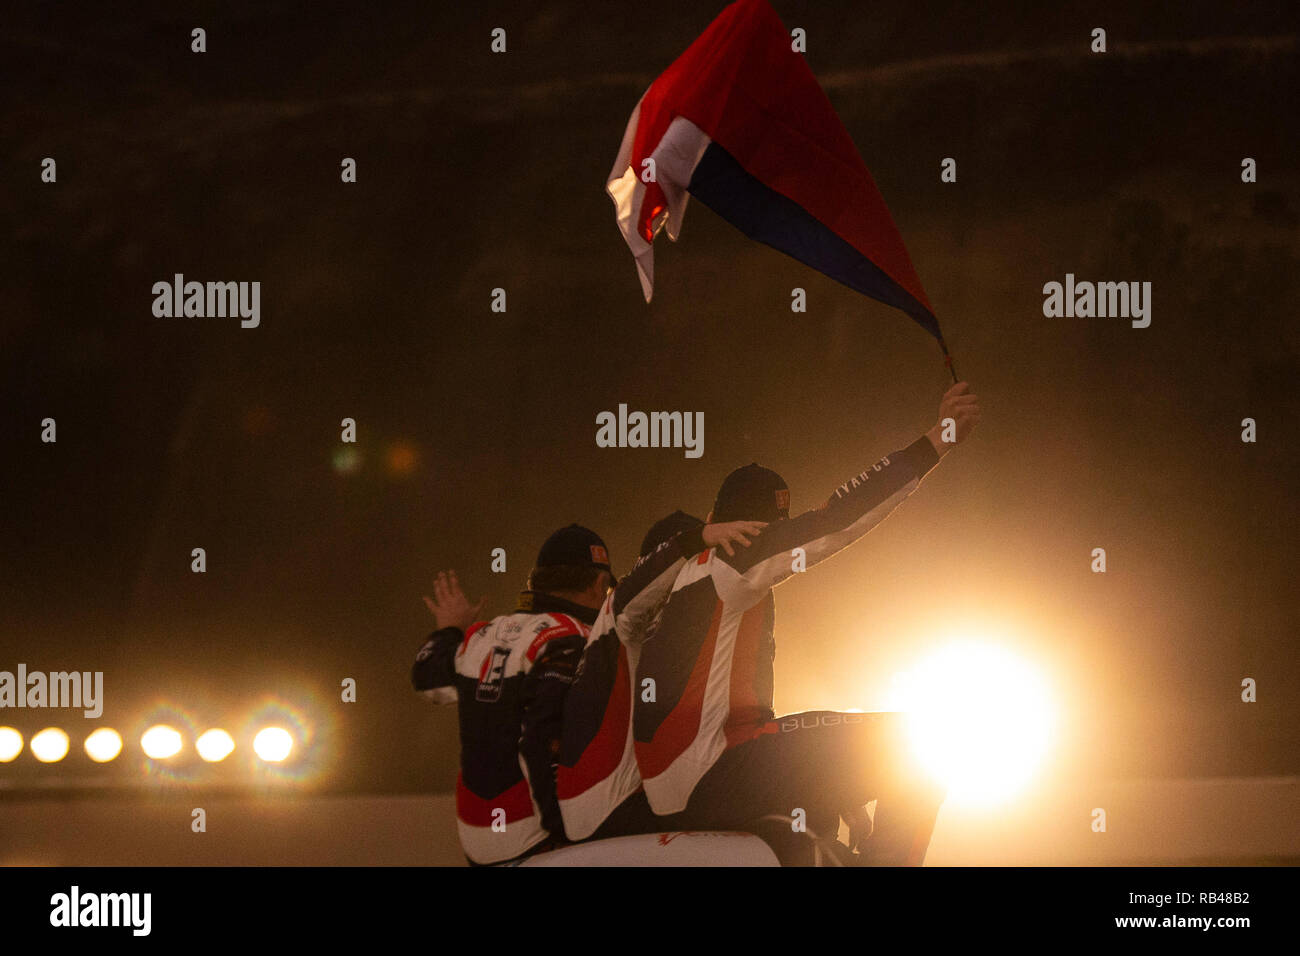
[[939, 336, 959, 385]]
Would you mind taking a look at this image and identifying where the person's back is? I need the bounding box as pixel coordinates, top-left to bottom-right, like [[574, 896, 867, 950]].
[[558, 513, 764, 842], [629, 382, 980, 863], [437, 601, 594, 862], [412, 525, 614, 864]]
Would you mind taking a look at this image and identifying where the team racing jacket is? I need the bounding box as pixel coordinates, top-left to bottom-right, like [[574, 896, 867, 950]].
[[411, 592, 595, 864], [556, 524, 708, 840], [631, 435, 943, 815]]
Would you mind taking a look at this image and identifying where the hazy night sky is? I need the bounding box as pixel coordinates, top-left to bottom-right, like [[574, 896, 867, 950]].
[[1, 1, 1296, 796]]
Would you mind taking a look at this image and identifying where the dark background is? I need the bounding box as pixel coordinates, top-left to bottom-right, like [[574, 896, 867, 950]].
[[1, 1, 1296, 796]]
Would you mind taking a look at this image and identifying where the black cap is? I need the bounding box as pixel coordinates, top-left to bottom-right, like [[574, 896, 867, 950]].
[[536, 524, 612, 574], [639, 510, 705, 558], [712, 464, 790, 523]]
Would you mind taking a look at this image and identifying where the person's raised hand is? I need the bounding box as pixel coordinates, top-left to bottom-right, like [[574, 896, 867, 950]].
[[422, 570, 487, 632], [926, 381, 981, 455]]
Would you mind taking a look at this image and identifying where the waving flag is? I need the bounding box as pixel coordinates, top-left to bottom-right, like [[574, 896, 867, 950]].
[[607, 0, 947, 353]]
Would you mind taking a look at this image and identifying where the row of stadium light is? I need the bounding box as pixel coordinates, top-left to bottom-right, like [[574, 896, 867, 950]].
[[0, 725, 294, 764]]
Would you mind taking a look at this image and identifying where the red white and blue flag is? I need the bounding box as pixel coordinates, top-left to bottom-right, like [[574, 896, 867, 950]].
[[607, 0, 944, 345]]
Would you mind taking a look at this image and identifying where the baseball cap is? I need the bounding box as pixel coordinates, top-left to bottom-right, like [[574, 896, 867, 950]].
[[712, 463, 790, 523], [535, 524, 613, 574], [639, 510, 705, 558]]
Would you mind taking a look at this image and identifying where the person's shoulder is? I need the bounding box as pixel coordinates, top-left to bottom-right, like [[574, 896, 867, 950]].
[[679, 546, 726, 583], [533, 612, 589, 640], [508, 613, 587, 667], [452, 616, 499, 658], [488, 611, 587, 649]]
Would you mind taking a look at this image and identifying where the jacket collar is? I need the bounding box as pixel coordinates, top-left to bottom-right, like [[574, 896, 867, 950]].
[[514, 590, 600, 625]]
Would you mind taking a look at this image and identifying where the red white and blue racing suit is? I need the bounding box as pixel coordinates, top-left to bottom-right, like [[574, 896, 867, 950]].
[[412, 592, 594, 865]]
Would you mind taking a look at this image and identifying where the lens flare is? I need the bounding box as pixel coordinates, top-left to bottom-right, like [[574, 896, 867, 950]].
[[132, 702, 204, 782], [240, 692, 328, 784], [31, 728, 70, 763], [253, 726, 294, 763], [84, 727, 123, 762], [196, 729, 236, 762], [0, 727, 23, 762], [141, 724, 183, 759], [384, 441, 418, 477], [332, 446, 362, 475], [889, 642, 1054, 806]]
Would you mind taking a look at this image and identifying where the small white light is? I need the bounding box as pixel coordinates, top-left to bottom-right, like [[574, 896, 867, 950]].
[[252, 727, 293, 763], [141, 724, 183, 760], [84, 727, 123, 763], [0, 727, 24, 762], [31, 728, 70, 763], [196, 729, 236, 762]]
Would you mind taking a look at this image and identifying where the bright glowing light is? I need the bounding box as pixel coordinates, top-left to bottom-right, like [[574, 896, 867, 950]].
[[253, 727, 294, 763], [141, 724, 183, 759], [890, 642, 1054, 806], [84, 728, 123, 762], [0, 727, 23, 762], [196, 729, 236, 762], [30, 728, 70, 763]]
